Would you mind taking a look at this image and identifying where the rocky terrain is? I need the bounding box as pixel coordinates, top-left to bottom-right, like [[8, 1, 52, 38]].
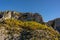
[[47, 18, 60, 32], [0, 11, 43, 23], [0, 11, 60, 40]]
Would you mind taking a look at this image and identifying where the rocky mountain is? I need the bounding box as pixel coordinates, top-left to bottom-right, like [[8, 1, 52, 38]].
[[0, 11, 43, 23], [47, 18, 60, 32], [0, 11, 60, 40]]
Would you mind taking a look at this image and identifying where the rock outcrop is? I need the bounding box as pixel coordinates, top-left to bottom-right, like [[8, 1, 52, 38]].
[[47, 18, 60, 32], [18, 13, 43, 23], [0, 11, 44, 23]]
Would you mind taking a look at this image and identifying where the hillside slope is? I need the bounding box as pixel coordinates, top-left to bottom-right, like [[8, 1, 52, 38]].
[[0, 18, 59, 40], [0, 11, 60, 40]]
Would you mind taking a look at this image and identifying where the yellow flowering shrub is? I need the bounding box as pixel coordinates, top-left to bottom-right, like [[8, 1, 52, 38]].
[[0, 18, 59, 40], [4, 18, 59, 35], [4, 18, 48, 30]]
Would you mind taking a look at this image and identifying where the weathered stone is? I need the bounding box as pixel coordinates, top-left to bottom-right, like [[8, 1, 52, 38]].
[[0, 11, 44, 23], [47, 18, 60, 32]]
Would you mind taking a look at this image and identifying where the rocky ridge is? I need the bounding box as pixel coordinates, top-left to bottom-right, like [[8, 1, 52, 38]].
[[0, 11, 43, 23]]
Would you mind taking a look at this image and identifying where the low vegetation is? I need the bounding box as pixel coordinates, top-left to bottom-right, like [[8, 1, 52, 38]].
[[0, 18, 58, 40]]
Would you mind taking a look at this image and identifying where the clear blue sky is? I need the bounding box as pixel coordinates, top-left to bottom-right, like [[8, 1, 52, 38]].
[[0, 0, 60, 22]]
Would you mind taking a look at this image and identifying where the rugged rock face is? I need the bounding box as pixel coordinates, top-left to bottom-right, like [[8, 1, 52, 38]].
[[3, 11, 12, 20], [47, 18, 60, 32], [18, 13, 43, 23], [0, 11, 43, 23]]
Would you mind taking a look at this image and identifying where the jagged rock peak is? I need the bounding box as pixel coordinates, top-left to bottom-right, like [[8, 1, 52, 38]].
[[0, 11, 44, 23]]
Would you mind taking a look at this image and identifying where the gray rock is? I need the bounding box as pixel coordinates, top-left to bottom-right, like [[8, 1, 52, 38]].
[[47, 18, 60, 32], [0, 11, 44, 24]]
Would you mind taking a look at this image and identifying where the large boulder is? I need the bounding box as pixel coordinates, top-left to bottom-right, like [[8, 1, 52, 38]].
[[33, 13, 43, 23], [18, 13, 44, 23]]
